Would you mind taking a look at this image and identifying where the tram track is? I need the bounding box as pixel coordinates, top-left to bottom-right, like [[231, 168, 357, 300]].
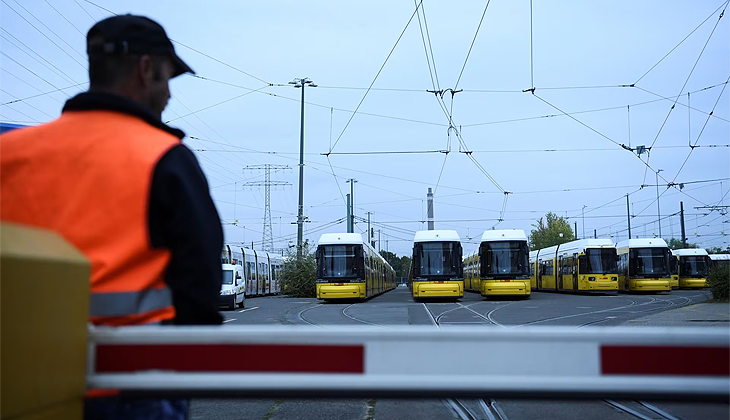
[[341, 303, 381, 326], [447, 398, 510, 420], [296, 303, 323, 326], [605, 400, 682, 420]]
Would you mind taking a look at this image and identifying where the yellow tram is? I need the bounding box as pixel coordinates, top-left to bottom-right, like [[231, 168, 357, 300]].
[[409, 230, 464, 301], [672, 248, 710, 289], [529, 239, 618, 293], [315, 233, 396, 301], [616, 239, 672, 292], [464, 229, 531, 298]]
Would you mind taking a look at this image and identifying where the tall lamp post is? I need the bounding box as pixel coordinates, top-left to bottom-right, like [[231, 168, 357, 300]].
[[290, 77, 317, 258], [582, 205, 587, 239], [655, 168, 664, 238]]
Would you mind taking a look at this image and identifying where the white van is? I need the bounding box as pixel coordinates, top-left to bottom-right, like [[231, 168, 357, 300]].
[[220, 250, 246, 310]]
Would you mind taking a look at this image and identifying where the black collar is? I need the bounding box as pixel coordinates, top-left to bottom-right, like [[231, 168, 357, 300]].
[[63, 92, 185, 139]]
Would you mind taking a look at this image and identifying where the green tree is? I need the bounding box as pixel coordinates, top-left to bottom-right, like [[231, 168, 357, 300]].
[[665, 238, 698, 250], [281, 244, 316, 297], [529, 212, 576, 250], [705, 246, 730, 254], [380, 250, 412, 279]]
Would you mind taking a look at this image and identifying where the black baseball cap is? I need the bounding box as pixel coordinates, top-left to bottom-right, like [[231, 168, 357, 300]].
[[87, 15, 194, 78]]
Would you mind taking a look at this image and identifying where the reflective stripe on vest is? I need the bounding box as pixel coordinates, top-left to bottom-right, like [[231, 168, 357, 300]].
[[90, 287, 173, 318]]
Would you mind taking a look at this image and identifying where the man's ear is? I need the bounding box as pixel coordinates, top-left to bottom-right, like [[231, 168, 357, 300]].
[[138, 55, 153, 87]]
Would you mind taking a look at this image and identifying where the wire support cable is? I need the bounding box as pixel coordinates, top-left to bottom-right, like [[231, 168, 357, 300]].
[[454, 0, 493, 91], [672, 75, 730, 183], [647, 1, 728, 150], [634, 0, 730, 85], [328, 1, 424, 154]]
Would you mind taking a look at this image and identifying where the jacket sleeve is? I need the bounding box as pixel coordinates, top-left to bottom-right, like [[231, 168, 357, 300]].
[[148, 144, 224, 325]]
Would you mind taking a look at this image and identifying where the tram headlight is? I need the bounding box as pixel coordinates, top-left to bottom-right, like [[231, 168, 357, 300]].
[[588, 277, 596, 281], [611, 277, 617, 281], [220, 289, 234, 295]]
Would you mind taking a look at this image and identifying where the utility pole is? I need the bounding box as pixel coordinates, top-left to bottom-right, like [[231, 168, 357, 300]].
[[290, 77, 317, 258], [346, 194, 352, 233], [427, 188, 434, 230], [367, 211, 373, 248], [347, 179, 357, 233], [655, 169, 664, 238], [378, 229, 381, 252], [626, 194, 631, 239], [680, 201, 687, 248], [594, 229, 597, 239], [574, 222, 578, 239], [582, 205, 587, 239], [242, 164, 291, 252]]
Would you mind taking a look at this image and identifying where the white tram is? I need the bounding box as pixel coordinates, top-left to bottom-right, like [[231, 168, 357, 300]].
[[220, 245, 282, 310]]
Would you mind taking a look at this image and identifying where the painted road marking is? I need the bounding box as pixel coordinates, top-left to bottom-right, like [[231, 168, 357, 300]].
[[223, 319, 237, 323], [238, 306, 259, 313]]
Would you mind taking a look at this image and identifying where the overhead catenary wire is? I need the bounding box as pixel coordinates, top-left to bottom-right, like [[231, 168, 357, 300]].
[[634, 0, 730, 85], [454, 0, 493, 91], [0, 29, 79, 85], [1, 0, 87, 69], [328, 0, 424, 154], [646, 1, 728, 150], [671, 75, 730, 183], [42, 0, 86, 36]]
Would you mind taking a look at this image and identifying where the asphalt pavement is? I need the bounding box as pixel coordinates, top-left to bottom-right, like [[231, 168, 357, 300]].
[[190, 287, 728, 420]]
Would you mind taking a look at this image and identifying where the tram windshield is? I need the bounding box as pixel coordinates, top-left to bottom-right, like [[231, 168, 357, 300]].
[[679, 256, 709, 277], [317, 245, 360, 278], [222, 270, 234, 285], [480, 241, 530, 277], [580, 248, 617, 274], [414, 241, 461, 277], [630, 247, 670, 276]]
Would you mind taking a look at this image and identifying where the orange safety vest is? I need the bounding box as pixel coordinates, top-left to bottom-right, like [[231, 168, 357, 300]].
[[1, 110, 178, 326]]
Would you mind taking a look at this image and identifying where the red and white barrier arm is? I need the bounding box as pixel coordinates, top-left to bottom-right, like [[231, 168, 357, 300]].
[[87, 326, 730, 401]]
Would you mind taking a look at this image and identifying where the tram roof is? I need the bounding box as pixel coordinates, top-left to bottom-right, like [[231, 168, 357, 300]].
[[480, 229, 527, 242], [672, 248, 708, 256], [413, 230, 460, 243], [555, 239, 615, 255], [615, 238, 668, 249], [709, 254, 730, 260], [318, 233, 364, 246]]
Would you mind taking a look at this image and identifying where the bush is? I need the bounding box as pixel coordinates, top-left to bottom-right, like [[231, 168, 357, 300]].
[[281, 244, 316, 298], [707, 266, 730, 302]]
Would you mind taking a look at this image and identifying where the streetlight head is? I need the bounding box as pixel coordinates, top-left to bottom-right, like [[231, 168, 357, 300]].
[[309, 84, 318, 87], [288, 80, 298, 85], [293, 84, 302, 88], [657, 169, 664, 173]]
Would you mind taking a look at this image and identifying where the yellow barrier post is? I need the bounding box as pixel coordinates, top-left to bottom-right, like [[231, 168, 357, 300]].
[[1, 223, 90, 420]]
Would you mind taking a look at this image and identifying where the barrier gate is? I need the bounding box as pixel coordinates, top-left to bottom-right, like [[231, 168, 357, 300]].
[[87, 325, 730, 401]]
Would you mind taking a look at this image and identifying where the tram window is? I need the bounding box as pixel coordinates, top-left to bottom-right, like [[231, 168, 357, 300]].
[[630, 248, 669, 276], [580, 249, 618, 274], [481, 241, 530, 276], [680, 256, 708, 276], [415, 242, 460, 276], [318, 245, 359, 278]]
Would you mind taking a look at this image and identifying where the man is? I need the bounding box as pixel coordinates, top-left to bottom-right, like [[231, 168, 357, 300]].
[[1, 14, 223, 418]]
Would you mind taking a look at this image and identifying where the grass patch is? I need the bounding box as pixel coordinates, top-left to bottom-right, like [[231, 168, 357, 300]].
[[363, 399, 377, 420], [261, 400, 284, 420]]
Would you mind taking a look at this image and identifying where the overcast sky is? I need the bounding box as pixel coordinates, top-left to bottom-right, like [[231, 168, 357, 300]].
[[1, 0, 728, 256]]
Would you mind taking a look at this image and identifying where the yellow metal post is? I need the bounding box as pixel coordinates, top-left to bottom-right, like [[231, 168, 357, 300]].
[[1, 223, 90, 420]]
